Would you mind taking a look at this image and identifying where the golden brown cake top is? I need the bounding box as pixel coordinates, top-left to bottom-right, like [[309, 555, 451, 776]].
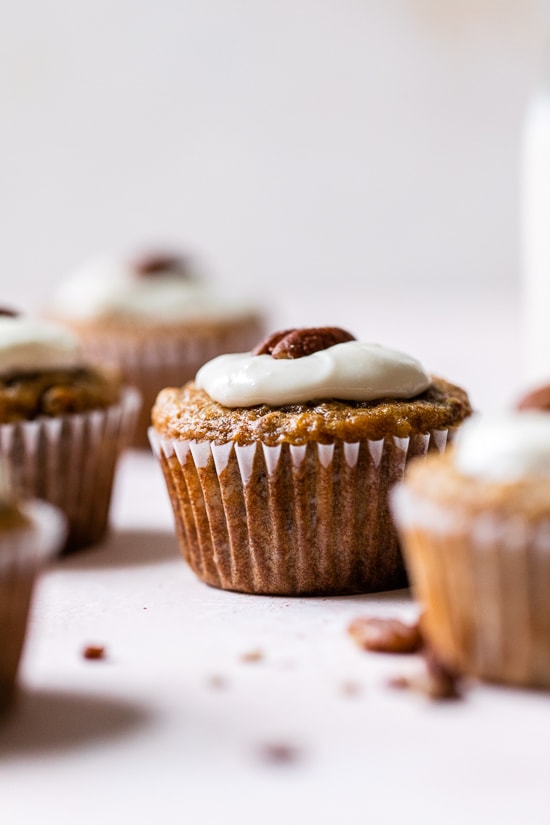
[[152, 377, 471, 446], [402, 411, 550, 520], [403, 449, 550, 520], [0, 367, 121, 422], [0, 313, 122, 421]]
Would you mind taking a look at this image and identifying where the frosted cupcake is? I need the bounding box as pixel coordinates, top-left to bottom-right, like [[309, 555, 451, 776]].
[[393, 412, 550, 689], [49, 252, 263, 447], [151, 327, 471, 595], [0, 311, 140, 553], [0, 463, 65, 709]]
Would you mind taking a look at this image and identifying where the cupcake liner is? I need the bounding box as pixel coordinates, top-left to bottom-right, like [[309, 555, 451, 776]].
[[0, 500, 66, 709], [74, 321, 263, 448], [0, 388, 140, 554], [392, 486, 550, 689], [150, 427, 454, 596]]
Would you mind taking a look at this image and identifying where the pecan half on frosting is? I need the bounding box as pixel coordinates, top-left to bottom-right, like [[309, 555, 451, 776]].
[[133, 251, 192, 279], [0, 307, 20, 318], [252, 326, 355, 359]]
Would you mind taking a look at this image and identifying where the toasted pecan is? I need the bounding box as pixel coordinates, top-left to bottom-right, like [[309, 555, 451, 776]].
[[134, 251, 192, 278], [253, 326, 355, 359], [348, 616, 423, 654]]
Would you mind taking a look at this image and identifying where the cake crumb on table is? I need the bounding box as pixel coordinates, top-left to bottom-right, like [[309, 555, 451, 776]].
[[257, 743, 300, 765], [339, 680, 362, 697], [240, 649, 264, 663], [207, 674, 228, 690]]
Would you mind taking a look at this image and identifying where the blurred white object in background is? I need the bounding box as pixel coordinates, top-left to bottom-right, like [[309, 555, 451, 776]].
[[522, 43, 550, 385]]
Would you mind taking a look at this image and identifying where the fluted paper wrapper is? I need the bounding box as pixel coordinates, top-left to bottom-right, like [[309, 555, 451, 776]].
[[75, 321, 263, 448], [150, 427, 452, 596], [0, 500, 66, 709], [0, 388, 140, 554], [392, 485, 550, 689]]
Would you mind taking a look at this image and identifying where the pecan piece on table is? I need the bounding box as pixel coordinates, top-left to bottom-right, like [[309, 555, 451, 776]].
[[82, 644, 106, 661], [348, 616, 423, 654], [257, 742, 301, 764]]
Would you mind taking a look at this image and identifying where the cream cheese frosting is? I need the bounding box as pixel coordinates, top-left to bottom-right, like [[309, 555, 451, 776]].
[[454, 412, 550, 481], [0, 317, 83, 376], [195, 341, 431, 407], [51, 257, 255, 322]]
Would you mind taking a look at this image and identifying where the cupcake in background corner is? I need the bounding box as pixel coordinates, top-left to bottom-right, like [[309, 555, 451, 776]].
[[392, 399, 550, 690], [0, 310, 140, 553], [49, 251, 264, 448], [151, 326, 471, 596], [0, 459, 66, 710]]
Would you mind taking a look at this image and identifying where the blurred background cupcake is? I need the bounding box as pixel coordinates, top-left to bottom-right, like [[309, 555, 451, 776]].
[[0, 311, 140, 553], [392, 407, 550, 690], [0, 461, 65, 710], [151, 326, 471, 596], [49, 250, 264, 448]]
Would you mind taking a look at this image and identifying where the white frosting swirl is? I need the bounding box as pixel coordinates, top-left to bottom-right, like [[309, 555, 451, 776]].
[[196, 341, 431, 407], [51, 257, 255, 322], [0, 317, 83, 375], [455, 412, 550, 481]]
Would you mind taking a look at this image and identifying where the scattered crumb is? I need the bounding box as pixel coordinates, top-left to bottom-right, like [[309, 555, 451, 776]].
[[82, 645, 106, 661], [387, 650, 462, 702], [348, 615, 423, 654], [386, 675, 411, 691], [340, 680, 362, 697], [240, 649, 264, 663], [349, 611, 464, 702], [257, 743, 300, 765], [207, 674, 228, 690]]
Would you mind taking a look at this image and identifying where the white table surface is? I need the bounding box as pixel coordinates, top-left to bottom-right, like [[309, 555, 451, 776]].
[[2, 285, 550, 825]]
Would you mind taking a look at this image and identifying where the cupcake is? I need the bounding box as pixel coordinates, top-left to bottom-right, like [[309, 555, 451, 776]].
[[150, 326, 471, 595], [49, 251, 263, 447], [0, 311, 140, 553], [392, 411, 550, 689], [0, 464, 66, 709]]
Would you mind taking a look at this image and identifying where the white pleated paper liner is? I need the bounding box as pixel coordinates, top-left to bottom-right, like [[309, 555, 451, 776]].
[[0, 387, 141, 554], [72, 319, 263, 449], [0, 500, 66, 709], [392, 483, 550, 689], [150, 426, 453, 596]]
